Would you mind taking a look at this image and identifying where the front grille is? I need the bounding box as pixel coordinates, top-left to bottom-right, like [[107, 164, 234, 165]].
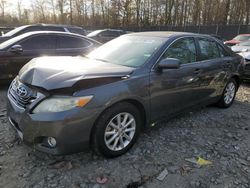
[[8, 80, 37, 109]]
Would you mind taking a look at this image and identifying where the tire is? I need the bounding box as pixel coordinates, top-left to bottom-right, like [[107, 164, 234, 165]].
[[92, 102, 142, 158], [217, 78, 238, 108]]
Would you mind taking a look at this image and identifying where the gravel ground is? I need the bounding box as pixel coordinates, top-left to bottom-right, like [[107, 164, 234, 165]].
[[0, 84, 250, 188]]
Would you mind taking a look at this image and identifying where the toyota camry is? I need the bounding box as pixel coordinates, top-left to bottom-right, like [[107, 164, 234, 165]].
[[7, 32, 244, 158]]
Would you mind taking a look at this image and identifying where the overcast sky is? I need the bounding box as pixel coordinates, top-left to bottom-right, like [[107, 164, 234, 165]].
[[7, 0, 31, 12]]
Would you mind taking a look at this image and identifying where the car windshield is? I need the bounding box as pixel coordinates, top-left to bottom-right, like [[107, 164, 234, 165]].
[[239, 40, 250, 46], [86, 35, 165, 67], [3, 25, 28, 37], [233, 35, 250, 41], [87, 30, 102, 37]]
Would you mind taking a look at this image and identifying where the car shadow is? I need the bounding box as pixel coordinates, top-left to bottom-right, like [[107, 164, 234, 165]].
[[0, 80, 11, 90]]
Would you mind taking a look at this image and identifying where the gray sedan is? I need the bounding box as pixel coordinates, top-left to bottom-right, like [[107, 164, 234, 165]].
[[7, 32, 244, 158]]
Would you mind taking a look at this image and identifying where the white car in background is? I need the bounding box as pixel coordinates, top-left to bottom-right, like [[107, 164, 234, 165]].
[[238, 51, 250, 81], [231, 40, 250, 53]]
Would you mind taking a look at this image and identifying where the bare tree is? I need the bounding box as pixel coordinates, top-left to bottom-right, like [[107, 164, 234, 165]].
[[0, 0, 6, 19], [17, 0, 22, 20], [0, 0, 249, 28]]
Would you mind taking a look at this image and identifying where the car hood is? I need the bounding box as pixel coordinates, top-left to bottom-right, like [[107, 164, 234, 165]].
[[18, 56, 135, 91], [231, 45, 250, 53]]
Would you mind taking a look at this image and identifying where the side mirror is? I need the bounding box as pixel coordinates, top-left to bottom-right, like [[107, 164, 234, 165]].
[[157, 58, 181, 70], [9, 45, 23, 54]]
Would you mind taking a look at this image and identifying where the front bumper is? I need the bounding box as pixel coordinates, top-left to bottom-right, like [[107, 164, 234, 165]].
[[7, 99, 98, 155]]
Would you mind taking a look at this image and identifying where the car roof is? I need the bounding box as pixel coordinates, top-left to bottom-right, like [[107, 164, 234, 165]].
[[15, 31, 86, 38], [23, 24, 83, 29], [126, 31, 204, 38]]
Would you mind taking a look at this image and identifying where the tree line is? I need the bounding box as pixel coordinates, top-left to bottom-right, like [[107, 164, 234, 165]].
[[0, 0, 249, 27]]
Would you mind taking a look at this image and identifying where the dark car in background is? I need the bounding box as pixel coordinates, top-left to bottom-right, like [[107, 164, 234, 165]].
[[87, 29, 127, 43], [0, 24, 86, 43], [224, 34, 250, 46], [0, 27, 15, 35], [7, 32, 244, 158], [0, 31, 100, 81]]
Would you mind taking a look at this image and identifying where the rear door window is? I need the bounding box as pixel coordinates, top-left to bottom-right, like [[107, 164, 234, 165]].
[[198, 38, 220, 60], [57, 35, 91, 49], [19, 35, 56, 50], [161, 37, 197, 64]]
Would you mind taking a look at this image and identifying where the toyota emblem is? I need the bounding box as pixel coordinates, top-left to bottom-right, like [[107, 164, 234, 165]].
[[16, 85, 28, 98]]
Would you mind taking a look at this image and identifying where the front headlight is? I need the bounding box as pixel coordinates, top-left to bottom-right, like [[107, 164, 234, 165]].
[[32, 96, 93, 113]]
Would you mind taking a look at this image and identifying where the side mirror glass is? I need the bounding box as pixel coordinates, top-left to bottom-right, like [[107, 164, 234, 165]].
[[158, 58, 181, 70], [9, 45, 23, 54]]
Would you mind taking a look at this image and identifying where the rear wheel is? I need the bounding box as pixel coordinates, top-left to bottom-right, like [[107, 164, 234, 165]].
[[217, 78, 237, 108], [92, 102, 141, 158]]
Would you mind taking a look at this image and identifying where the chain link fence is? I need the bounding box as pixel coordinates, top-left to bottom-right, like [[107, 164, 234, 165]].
[[86, 24, 250, 40], [1, 24, 250, 40]]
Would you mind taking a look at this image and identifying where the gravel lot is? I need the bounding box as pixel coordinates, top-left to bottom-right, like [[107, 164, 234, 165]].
[[0, 83, 249, 188]]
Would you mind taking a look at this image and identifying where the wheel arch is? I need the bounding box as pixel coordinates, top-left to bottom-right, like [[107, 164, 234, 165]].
[[231, 74, 241, 90], [89, 98, 148, 146]]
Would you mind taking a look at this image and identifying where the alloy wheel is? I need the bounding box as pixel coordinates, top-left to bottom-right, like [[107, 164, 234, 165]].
[[104, 112, 136, 151], [224, 82, 236, 105]]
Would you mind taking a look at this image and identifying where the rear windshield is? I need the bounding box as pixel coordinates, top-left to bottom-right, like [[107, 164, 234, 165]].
[[233, 35, 250, 41]]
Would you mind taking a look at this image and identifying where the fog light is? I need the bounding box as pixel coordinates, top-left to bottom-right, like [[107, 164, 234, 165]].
[[47, 137, 57, 148]]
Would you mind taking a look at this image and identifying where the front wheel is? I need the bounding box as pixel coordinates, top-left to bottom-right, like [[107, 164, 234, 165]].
[[217, 78, 237, 108], [92, 102, 141, 158]]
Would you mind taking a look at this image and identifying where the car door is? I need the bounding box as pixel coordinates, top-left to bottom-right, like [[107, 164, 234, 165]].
[[217, 43, 236, 87], [5, 34, 56, 78], [150, 37, 204, 121], [56, 35, 93, 56], [194, 37, 228, 101]]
